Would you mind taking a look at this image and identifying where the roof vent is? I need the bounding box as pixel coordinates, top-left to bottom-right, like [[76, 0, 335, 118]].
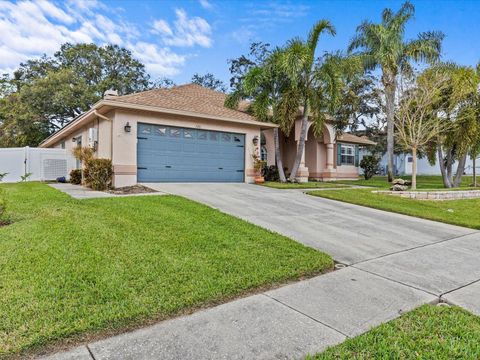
[[103, 89, 118, 98]]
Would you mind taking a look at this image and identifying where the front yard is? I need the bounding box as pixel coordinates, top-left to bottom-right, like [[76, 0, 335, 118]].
[[0, 183, 332, 356], [310, 304, 480, 359]]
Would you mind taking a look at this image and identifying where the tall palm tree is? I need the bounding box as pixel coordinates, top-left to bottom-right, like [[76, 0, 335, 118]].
[[348, 1, 443, 182], [280, 20, 336, 181], [225, 49, 299, 182]]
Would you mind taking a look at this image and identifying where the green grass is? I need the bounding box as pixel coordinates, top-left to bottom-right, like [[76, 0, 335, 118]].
[[337, 175, 474, 189], [309, 187, 480, 229], [261, 181, 349, 189], [309, 304, 480, 359], [0, 183, 332, 356]]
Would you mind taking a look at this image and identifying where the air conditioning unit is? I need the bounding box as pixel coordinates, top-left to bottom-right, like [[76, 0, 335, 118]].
[[88, 128, 98, 148]]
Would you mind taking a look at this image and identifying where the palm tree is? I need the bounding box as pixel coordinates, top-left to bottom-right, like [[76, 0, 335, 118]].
[[348, 1, 443, 182], [225, 49, 299, 182], [280, 20, 336, 181]]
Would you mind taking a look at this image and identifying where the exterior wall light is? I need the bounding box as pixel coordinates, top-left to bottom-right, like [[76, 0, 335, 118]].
[[71, 137, 77, 143], [124, 122, 132, 133], [252, 135, 259, 146]]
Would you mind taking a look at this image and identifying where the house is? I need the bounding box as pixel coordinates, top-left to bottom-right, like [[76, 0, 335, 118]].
[[263, 122, 376, 182], [40, 84, 374, 186], [372, 152, 478, 176]]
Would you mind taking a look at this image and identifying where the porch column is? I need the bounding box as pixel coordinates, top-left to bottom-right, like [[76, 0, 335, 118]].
[[295, 140, 309, 183], [326, 143, 334, 169]]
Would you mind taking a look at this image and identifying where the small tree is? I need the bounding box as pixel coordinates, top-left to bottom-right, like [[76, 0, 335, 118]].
[[72, 146, 94, 184], [395, 73, 451, 189], [360, 155, 380, 180]]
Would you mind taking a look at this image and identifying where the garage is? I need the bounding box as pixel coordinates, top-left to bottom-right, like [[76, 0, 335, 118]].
[[137, 123, 245, 182]]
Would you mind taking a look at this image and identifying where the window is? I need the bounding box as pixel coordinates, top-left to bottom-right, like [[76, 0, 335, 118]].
[[154, 126, 167, 136], [341, 145, 355, 165], [222, 133, 231, 142], [184, 129, 194, 138], [169, 128, 181, 137], [408, 157, 413, 163], [198, 130, 207, 140], [140, 125, 151, 134], [210, 132, 218, 141], [261, 146, 267, 161], [60, 141, 65, 149]]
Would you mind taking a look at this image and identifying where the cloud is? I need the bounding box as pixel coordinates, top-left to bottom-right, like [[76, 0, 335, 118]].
[[199, 0, 213, 10], [0, 1, 206, 77], [151, 8, 212, 48]]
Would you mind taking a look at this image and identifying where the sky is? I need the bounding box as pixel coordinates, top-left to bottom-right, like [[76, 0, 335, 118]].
[[0, 0, 479, 87]]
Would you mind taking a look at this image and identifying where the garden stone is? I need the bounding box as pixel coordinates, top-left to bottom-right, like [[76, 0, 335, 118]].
[[391, 184, 408, 191]]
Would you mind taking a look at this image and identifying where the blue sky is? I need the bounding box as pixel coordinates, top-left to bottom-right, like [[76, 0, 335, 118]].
[[1, 0, 479, 87]]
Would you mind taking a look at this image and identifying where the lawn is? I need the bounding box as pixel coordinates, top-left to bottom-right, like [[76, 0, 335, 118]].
[[0, 183, 332, 356], [337, 175, 474, 189], [309, 304, 480, 359], [261, 181, 349, 189], [309, 187, 480, 229]]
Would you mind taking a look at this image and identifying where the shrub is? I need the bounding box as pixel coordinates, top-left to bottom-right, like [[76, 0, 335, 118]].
[[262, 165, 280, 182], [360, 155, 380, 180], [69, 169, 82, 185], [84, 158, 113, 191]]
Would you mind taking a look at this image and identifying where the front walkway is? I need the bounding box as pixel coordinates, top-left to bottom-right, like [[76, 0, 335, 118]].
[[41, 183, 480, 360]]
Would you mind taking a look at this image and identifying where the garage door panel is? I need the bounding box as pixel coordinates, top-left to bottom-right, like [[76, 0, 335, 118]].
[[137, 124, 245, 182]]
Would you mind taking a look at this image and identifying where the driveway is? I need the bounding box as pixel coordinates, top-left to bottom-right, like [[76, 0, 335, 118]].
[[143, 183, 475, 265]]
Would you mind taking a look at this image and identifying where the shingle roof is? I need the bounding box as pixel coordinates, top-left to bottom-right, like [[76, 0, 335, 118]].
[[109, 84, 256, 122], [337, 133, 376, 145]]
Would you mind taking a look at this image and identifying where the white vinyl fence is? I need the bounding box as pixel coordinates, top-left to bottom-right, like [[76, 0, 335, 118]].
[[0, 147, 76, 183]]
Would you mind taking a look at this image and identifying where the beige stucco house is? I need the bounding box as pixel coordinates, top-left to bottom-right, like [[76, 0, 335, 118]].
[[40, 84, 374, 187]]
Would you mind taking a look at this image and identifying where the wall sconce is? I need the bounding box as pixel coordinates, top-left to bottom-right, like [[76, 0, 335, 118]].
[[252, 135, 259, 146], [71, 137, 77, 143], [124, 122, 132, 133]]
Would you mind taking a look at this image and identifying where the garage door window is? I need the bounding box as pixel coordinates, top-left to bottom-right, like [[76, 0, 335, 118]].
[[234, 135, 242, 143], [170, 128, 181, 137], [198, 130, 207, 140], [222, 133, 231, 142], [210, 132, 218, 141], [155, 126, 167, 136], [184, 129, 194, 138], [141, 126, 151, 134]]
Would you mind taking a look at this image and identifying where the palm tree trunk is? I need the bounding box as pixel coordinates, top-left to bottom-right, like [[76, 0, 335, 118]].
[[453, 153, 467, 187], [273, 127, 287, 183], [437, 144, 452, 188], [289, 105, 309, 182], [411, 147, 417, 190], [385, 85, 395, 182], [474, 156, 477, 187]]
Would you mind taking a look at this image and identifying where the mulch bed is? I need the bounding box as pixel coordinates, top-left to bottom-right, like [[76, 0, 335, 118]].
[[107, 185, 158, 195]]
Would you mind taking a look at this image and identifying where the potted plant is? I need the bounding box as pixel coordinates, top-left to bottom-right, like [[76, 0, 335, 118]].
[[252, 153, 266, 184]]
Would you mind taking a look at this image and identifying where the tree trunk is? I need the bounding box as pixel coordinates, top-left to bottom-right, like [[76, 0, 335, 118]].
[[411, 147, 417, 190], [474, 156, 477, 187], [437, 145, 452, 188], [453, 153, 467, 187], [446, 149, 454, 185], [289, 104, 309, 182], [273, 127, 287, 183], [385, 85, 396, 182]]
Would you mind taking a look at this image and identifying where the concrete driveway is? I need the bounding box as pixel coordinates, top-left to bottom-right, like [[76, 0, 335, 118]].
[[143, 183, 475, 265]]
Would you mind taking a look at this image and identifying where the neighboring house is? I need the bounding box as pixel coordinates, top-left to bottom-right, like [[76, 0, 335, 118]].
[[40, 84, 374, 186], [369, 152, 478, 176], [263, 123, 376, 181]]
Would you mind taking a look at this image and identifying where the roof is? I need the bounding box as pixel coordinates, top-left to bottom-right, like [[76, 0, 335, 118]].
[[337, 133, 376, 146], [110, 84, 256, 122], [40, 84, 276, 147]]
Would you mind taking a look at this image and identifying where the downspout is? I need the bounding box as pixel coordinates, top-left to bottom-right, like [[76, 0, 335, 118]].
[[93, 110, 113, 161]]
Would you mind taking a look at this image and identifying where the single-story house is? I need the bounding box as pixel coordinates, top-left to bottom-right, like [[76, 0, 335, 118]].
[[40, 84, 374, 186]]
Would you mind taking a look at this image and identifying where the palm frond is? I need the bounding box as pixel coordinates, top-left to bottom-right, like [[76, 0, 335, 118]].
[[307, 19, 336, 56]]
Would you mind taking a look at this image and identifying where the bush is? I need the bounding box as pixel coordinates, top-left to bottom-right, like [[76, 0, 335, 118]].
[[84, 158, 113, 191], [262, 165, 280, 182], [69, 169, 82, 185], [360, 155, 381, 180]]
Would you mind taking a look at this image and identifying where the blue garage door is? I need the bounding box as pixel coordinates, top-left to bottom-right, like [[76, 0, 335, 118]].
[[137, 123, 245, 182]]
